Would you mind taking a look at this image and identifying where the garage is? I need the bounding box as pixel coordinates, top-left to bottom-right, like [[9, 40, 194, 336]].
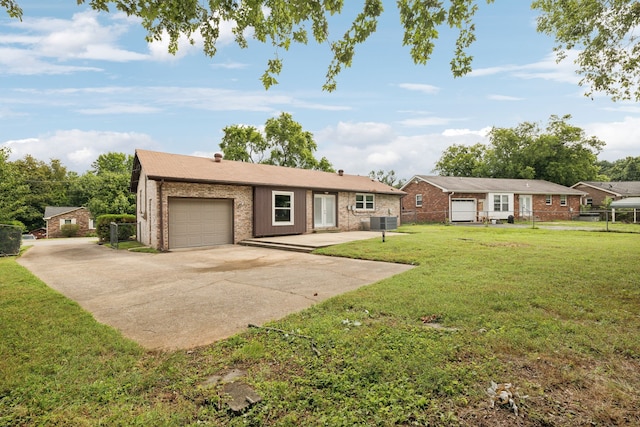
[[168, 198, 233, 249], [451, 199, 476, 222]]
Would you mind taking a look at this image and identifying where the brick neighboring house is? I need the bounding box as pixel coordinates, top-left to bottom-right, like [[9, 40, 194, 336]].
[[400, 176, 586, 223], [130, 149, 406, 251], [44, 207, 95, 238], [570, 181, 640, 208]]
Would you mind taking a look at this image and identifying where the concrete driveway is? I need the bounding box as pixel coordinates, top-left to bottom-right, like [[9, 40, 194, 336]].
[[18, 238, 412, 350]]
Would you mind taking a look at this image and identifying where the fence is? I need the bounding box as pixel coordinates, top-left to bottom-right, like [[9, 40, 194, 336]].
[[109, 222, 136, 249], [0, 224, 22, 256]]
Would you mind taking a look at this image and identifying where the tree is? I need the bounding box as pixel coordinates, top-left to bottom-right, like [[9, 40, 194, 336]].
[[598, 156, 640, 181], [433, 143, 488, 177], [69, 153, 136, 218], [11, 155, 71, 230], [434, 115, 605, 187], [219, 113, 334, 172], [368, 169, 406, 188], [0, 147, 30, 229], [534, 0, 640, 101], [6, 1, 639, 99]]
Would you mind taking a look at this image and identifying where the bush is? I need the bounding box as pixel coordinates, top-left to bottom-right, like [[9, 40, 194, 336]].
[[60, 224, 80, 238], [96, 214, 136, 243]]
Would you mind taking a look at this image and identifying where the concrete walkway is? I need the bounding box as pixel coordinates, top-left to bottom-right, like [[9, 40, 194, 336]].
[[18, 234, 412, 350]]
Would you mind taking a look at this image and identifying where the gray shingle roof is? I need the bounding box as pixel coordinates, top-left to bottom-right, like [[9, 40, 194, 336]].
[[574, 181, 640, 197], [409, 176, 585, 195], [44, 206, 84, 219], [131, 149, 405, 196]]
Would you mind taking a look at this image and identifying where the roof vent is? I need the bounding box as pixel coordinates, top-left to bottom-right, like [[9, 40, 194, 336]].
[[213, 152, 223, 163], [338, 169, 344, 176]]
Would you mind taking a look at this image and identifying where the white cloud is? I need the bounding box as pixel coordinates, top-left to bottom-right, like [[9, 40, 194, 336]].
[[583, 117, 640, 161], [442, 127, 492, 137], [488, 94, 524, 101], [397, 116, 460, 127], [76, 104, 162, 115], [398, 83, 440, 94], [2, 130, 158, 172]]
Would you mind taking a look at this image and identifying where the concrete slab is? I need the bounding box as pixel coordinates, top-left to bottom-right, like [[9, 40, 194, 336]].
[[17, 238, 412, 350]]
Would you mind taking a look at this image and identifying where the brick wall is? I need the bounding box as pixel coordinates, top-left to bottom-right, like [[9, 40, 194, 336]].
[[530, 194, 581, 221], [47, 208, 93, 238], [401, 181, 450, 223], [337, 192, 402, 231], [572, 184, 615, 208]]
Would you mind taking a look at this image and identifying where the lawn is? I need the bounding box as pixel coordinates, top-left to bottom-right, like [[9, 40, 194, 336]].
[[1, 226, 639, 426]]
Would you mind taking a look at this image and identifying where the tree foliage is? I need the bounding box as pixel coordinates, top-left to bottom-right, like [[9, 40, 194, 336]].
[[597, 156, 640, 181], [368, 169, 406, 188], [220, 112, 334, 172], [7, 1, 639, 99], [534, 0, 640, 101], [434, 115, 605, 187]]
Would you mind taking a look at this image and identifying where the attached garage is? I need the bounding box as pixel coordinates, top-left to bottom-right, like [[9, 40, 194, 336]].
[[451, 199, 476, 222], [168, 198, 233, 249]]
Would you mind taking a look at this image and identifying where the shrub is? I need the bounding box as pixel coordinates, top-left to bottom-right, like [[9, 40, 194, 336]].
[[96, 214, 136, 243], [60, 224, 80, 238]]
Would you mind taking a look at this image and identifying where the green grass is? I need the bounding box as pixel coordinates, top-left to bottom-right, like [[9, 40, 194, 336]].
[[2, 225, 639, 426]]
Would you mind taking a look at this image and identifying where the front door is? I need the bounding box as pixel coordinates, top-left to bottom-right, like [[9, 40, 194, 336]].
[[314, 194, 336, 228], [519, 195, 532, 218]]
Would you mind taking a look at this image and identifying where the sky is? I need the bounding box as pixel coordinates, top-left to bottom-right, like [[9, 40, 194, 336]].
[[2, 1, 640, 181]]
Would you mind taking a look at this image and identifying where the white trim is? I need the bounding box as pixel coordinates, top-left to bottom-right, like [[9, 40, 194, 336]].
[[415, 194, 423, 207], [355, 193, 375, 210], [272, 191, 294, 226]]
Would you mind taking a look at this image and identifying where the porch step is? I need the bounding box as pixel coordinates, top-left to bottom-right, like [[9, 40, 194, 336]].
[[239, 239, 317, 253]]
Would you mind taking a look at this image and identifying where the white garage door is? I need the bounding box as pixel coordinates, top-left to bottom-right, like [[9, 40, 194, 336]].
[[169, 198, 233, 249], [451, 199, 476, 222]]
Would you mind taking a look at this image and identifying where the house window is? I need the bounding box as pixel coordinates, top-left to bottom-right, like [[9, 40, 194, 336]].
[[356, 193, 375, 210], [272, 191, 294, 226], [560, 195, 567, 206], [546, 195, 552, 205], [493, 194, 509, 212], [586, 197, 593, 207], [60, 218, 76, 228], [416, 194, 423, 207], [89, 219, 96, 230]]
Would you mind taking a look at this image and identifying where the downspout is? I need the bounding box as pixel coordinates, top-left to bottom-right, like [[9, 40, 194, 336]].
[[159, 179, 164, 250], [448, 192, 455, 223]]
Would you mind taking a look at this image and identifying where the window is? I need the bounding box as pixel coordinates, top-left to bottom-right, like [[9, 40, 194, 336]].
[[545, 195, 552, 205], [416, 194, 423, 207], [356, 193, 375, 210], [560, 195, 567, 206], [272, 191, 294, 226], [89, 219, 96, 230], [60, 218, 76, 228], [493, 194, 509, 212], [586, 197, 593, 207]]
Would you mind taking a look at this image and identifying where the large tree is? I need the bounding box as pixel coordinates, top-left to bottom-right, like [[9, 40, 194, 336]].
[[597, 156, 640, 181], [220, 113, 334, 171], [6, 1, 640, 99], [434, 115, 605, 186]]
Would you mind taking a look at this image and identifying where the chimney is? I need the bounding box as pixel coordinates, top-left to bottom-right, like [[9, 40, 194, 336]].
[[338, 169, 344, 176], [214, 152, 223, 163]]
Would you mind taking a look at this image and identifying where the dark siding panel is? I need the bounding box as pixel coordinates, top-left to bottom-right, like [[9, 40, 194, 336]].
[[254, 187, 307, 237]]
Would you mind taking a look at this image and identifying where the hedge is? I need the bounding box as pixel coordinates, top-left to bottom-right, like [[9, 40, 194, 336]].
[[96, 214, 136, 243]]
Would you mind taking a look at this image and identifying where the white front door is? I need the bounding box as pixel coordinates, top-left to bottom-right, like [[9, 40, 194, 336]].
[[519, 195, 532, 218], [314, 194, 336, 228]]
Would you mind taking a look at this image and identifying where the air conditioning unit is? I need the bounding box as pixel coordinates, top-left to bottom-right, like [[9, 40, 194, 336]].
[[369, 216, 398, 231]]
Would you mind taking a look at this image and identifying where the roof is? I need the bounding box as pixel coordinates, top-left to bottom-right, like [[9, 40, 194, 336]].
[[44, 206, 85, 219], [610, 197, 640, 209], [404, 176, 586, 195], [572, 181, 640, 197], [131, 149, 405, 196]]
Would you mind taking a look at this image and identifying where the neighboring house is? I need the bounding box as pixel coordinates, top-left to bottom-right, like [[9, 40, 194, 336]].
[[130, 149, 406, 251], [44, 207, 95, 238], [570, 181, 640, 208], [400, 176, 585, 223]]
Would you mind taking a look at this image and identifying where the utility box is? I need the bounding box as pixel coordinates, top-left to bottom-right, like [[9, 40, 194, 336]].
[[369, 216, 398, 231]]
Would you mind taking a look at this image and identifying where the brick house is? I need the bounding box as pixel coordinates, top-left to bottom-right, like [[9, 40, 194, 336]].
[[400, 176, 585, 223], [44, 206, 95, 238], [570, 181, 640, 208], [130, 149, 405, 251]]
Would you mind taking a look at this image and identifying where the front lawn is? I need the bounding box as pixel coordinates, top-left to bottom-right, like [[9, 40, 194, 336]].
[[1, 225, 638, 426]]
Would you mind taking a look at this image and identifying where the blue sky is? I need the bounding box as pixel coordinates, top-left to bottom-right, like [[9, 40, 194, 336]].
[[2, 1, 639, 180]]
